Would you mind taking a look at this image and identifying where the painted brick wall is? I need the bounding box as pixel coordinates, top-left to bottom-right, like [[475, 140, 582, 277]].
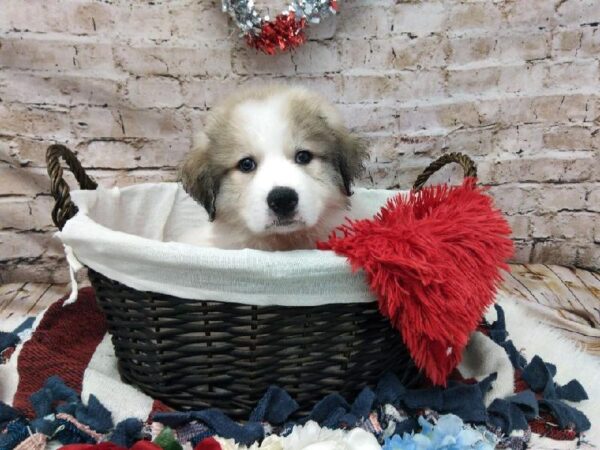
[[1, 0, 599, 283]]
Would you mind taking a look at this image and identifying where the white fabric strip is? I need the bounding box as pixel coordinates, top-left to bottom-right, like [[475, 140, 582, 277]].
[[81, 334, 154, 423], [63, 244, 84, 305]]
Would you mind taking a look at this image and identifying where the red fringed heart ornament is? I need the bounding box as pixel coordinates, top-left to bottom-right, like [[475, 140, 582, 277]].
[[318, 178, 514, 385]]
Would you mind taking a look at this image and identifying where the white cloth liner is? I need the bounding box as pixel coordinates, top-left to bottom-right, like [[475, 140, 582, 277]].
[[57, 183, 403, 306]]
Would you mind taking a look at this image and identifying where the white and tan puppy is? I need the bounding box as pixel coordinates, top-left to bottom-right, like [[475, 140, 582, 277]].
[[178, 85, 367, 251]]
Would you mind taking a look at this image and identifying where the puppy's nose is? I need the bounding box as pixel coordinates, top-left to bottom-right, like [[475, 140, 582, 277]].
[[267, 187, 298, 217]]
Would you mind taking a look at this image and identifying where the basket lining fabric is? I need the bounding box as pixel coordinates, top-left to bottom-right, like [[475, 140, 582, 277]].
[[58, 183, 403, 306]]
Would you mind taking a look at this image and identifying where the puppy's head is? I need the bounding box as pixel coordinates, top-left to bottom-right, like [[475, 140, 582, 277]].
[[180, 85, 367, 238]]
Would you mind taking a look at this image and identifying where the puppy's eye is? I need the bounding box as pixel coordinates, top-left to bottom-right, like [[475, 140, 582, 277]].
[[295, 150, 313, 165], [238, 157, 257, 173]]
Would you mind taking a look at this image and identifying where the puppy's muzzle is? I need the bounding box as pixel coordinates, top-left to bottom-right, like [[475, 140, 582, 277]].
[[267, 187, 298, 218]]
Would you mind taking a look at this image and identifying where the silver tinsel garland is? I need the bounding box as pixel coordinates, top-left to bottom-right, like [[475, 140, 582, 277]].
[[222, 0, 337, 37]]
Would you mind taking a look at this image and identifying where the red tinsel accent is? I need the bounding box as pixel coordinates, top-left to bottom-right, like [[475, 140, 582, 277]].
[[319, 178, 514, 385], [247, 12, 307, 55]]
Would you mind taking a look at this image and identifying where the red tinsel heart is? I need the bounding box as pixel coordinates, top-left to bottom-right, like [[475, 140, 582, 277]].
[[247, 12, 307, 55], [318, 179, 514, 385]]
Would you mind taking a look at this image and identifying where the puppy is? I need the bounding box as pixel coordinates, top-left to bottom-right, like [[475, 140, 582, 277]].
[[178, 85, 368, 251]]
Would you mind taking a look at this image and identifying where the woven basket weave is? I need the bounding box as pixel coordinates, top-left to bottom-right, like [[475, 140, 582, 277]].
[[46, 144, 476, 418]]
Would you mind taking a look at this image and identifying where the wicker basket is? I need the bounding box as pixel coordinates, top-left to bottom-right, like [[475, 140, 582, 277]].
[[46, 144, 476, 419]]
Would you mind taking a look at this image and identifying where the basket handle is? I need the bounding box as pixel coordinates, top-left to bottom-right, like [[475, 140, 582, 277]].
[[46, 144, 98, 230], [412, 152, 477, 191]]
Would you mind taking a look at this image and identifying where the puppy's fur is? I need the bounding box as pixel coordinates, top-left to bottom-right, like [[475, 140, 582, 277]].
[[178, 85, 367, 251]]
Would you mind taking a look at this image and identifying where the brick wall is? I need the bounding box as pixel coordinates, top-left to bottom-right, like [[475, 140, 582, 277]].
[[1, 0, 599, 283]]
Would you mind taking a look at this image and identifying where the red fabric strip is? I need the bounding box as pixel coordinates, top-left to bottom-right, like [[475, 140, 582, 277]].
[[13, 287, 107, 417]]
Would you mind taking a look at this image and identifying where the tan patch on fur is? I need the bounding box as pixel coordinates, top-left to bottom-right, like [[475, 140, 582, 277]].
[[286, 92, 368, 195]]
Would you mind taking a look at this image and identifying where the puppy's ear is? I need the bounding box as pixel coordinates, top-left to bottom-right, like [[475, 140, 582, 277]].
[[180, 132, 219, 221], [334, 129, 369, 196]]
